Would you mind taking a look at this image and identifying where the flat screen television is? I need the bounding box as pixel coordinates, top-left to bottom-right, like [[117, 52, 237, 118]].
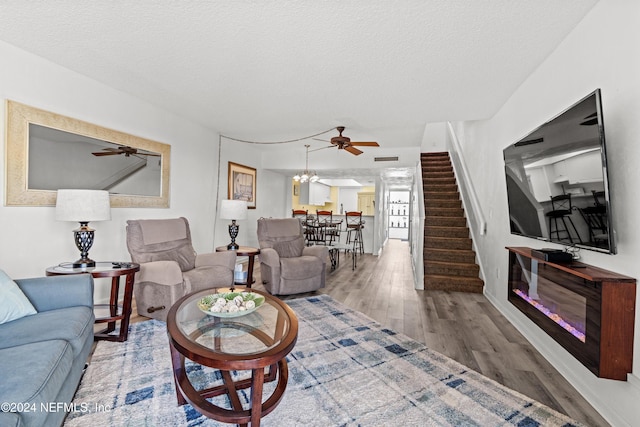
[[503, 89, 615, 254]]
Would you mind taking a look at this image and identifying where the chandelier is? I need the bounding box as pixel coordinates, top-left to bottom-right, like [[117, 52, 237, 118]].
[[293, 144, 319, 183]]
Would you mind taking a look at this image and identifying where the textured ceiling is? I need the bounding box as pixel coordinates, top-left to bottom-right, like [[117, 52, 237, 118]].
[[0, 1, 598, 184]]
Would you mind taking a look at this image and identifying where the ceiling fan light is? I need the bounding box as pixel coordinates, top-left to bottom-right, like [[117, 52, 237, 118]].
[[310, 174, 319, 182], [301, 173, 309, 182], [293, 173, 301, 181]]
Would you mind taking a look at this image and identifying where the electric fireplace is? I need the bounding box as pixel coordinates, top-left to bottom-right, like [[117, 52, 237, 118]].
[[506, 247, 635, 381]]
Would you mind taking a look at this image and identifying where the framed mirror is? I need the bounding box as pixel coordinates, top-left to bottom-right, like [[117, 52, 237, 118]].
[[5, 100, 170, 207]]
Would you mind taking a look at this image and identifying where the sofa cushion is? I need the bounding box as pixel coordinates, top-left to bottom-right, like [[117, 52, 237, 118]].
[[0, 340, 73, 427], [0, 269, 37, 324], [280, 256, 324, 280], [0, 306, 93, 357]]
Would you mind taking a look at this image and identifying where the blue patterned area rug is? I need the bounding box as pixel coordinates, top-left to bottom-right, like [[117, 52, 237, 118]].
[[65, 294, 581, 426]]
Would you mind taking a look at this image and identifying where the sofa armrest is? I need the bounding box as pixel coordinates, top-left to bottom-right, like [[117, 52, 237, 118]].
[[302, 245, 328, 262], [15, 274, 94, 312], [137, 260, 183, 285], [196, 251, 236, 270], [258, 248, 280, 267]]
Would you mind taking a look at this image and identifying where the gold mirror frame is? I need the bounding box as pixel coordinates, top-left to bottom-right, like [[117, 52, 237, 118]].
[[5, 100, 170, 207]]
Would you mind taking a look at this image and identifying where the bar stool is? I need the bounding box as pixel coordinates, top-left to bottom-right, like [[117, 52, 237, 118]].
[[545, 194, 582, 244], [316, 210, 341, 245], [345, 211, 364, 254], [292, 209, 312, 245]]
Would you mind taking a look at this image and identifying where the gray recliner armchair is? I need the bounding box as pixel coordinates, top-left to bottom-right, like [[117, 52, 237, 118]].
[[257, 217, 328, 295], [126, 217, 236, 321]]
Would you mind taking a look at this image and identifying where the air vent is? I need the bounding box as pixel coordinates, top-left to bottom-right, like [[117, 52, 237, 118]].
[[374, 156, 399, 162]]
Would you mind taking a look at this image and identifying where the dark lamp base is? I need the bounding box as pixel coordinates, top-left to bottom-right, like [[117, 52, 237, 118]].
[[72, 258, 96, 268], [227, 242, 239, 250]]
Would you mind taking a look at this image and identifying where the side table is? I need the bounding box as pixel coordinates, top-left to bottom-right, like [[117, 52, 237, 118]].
[[46, 262, 140, 342], [215, 246, 260, 287]]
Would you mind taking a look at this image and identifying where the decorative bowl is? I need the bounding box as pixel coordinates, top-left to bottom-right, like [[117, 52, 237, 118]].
[[197, 292, 265, 318]]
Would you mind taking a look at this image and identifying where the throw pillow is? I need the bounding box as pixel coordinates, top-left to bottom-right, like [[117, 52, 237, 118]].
[[0, 269, 37, 324]]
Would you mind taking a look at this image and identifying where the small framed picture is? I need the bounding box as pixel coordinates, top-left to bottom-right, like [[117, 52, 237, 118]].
[[228, 162, 256, 209]]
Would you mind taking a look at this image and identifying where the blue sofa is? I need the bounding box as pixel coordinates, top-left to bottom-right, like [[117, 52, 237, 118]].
[[0, 274, 95, 427]]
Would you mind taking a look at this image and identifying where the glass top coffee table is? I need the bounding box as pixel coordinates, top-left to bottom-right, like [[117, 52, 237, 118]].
[[166, 288, 298, 426]]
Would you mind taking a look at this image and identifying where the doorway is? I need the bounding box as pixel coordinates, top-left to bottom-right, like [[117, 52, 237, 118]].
[[388, 190, 410, 240]]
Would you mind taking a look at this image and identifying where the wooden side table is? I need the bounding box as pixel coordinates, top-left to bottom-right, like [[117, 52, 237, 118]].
[[215, 246, 260, 287], [46, 262, 140, 342]]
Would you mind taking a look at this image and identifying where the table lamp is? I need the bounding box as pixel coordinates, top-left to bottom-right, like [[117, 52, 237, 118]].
[[56, 189, 111, 268], [220, 199, 248, 250]]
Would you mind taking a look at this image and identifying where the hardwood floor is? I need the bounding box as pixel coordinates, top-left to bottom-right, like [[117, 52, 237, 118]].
[[124, 239, 609, 426]]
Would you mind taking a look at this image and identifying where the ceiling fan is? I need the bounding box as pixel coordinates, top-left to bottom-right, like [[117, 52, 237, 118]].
[[314, 126, 379, 156], [92, 146, 160, 157]]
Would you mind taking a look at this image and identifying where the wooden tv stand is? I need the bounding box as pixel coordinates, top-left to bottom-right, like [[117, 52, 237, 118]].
[[506, 246, 636, 380]]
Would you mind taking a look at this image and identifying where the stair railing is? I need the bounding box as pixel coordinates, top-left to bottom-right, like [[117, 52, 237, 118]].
[[446, 122, 487, 236]]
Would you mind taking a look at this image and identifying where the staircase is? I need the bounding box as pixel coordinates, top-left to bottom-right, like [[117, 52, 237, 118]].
[[422, 152, 484, 293]]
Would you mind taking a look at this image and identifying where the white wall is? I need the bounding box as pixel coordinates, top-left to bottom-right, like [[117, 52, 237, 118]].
[[421, 121, 447, 152], [0, 40, 221, 303], [452, 1, 640, 425], [339, 188, 360, 212], [215, 140, 289, 251]]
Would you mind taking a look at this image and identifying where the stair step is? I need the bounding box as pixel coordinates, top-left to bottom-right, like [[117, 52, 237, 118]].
[[421, 163, 452, 172], [425, 185, 459, 194], [421, 158, 450, 164], [424, 274, 484, 293], [423, 176, 456, 184], [423, 171, 454, 179], [424, 236, 472, 250], [425, 216, 467, 227], [425, 225, 468, 238], [422, 164, 453, 172], [421, 152, 449, 158], [426, 199, 461, 209], [424, 260, 480, 277], [424, 191, 459, 200], [424, 248, 477, 264], [422, 164, 452, 170], [424, 207, 464, 217]]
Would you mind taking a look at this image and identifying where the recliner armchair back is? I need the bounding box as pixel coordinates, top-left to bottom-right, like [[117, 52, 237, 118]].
[[126, 217, 196, 271]]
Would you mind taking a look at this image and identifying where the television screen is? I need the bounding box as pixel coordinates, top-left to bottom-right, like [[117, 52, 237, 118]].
[[503, 89, 615, 254]]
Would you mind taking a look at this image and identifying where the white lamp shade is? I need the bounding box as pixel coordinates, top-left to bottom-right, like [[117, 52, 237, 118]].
[[55, 189, 112, 222], [220, 199, 248, 220]]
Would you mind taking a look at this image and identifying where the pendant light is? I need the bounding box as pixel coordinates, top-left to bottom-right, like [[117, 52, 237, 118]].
[[293, 145, 319, 183]]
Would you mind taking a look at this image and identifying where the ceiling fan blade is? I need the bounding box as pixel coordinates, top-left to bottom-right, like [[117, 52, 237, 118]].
[[350, 141, 379, 147], [345, 146, 363, 156], [92, 151, 121, 156]]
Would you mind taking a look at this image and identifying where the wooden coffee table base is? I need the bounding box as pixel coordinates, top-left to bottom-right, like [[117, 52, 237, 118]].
[[170, 340, 289, 427]]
